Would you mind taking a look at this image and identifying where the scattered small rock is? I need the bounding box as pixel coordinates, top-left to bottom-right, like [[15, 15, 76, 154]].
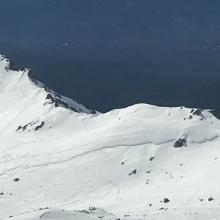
[[208, 197, 214, 201], [174, 137, 187, 148], [164, 198, 170, 203], [13, 178, 20, 182], [188, 115, 193, 120], [129, 169, 137, 176], [149, 157, 154, 161], [35, 121, 45, 131]]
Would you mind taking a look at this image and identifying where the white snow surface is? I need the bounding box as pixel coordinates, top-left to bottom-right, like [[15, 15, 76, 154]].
[[1, 55, 220, 219]]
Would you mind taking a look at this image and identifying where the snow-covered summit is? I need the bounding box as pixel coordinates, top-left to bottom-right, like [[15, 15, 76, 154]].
[[1, 56, 220, 220]]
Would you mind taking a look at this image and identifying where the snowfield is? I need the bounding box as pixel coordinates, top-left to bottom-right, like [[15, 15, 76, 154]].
[[1, 55, 220, 219]]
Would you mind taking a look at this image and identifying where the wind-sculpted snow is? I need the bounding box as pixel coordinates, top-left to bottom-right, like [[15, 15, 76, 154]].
[[1, 56, 220, 219]]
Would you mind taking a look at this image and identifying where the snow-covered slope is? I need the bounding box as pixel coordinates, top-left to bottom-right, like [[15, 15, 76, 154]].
[[1, 55, 220, 220]]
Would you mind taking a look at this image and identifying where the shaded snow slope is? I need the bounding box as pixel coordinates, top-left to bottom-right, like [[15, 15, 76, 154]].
[[1, 56, 220, 220]]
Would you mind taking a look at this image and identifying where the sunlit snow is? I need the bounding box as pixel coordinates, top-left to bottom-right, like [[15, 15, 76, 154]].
[[1, 56, 220, 220]]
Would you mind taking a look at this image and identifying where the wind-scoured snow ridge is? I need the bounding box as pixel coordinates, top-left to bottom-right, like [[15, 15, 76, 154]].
[[0, 55, 96, 115], [1, 56, 220, 220]]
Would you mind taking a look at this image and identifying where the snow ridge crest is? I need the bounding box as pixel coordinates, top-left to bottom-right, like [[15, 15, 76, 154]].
[[0, 54, 96, 114]]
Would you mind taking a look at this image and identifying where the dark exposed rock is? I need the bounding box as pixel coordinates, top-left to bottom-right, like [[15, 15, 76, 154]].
[[39, 207, 49, 211], [149, 157, 154, 161], [208, 197, 214, 201], [46, 94, 69, 108], [188, 108, 206, 120], [16, 122, 32, 132], [146, 179, 150, 184], [174, 137, 187, 148], [17, 120, 45, 132], [190, 108, 206, 120], [192, 109, 203, 116], [16, 126, 22, 131], [129, 169, 137, 176], [163, 198, 170, 203], [45, 94, 53, 100], [35, 121, 45, 131], [44, 93, 82, 112], [79, 210, 90, 214], [13, 178, 20, 182]]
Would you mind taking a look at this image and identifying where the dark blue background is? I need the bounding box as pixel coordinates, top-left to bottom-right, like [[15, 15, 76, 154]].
[[1, 0, 220, 112]]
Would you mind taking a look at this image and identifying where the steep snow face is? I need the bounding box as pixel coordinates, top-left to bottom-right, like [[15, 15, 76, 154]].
[[0, 55, 95, 136], [0, 55, 95, 114], [1, 56, 220, 220]]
